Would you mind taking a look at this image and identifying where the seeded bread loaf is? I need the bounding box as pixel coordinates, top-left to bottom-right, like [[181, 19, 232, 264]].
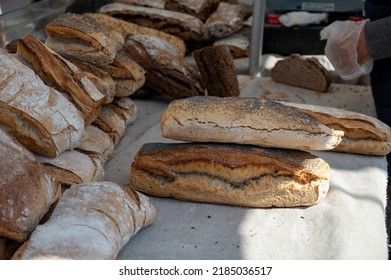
[[130, 142, 330, 207]]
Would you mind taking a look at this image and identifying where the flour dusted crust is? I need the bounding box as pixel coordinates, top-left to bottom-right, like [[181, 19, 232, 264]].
[[0, 48, 85, 158], [0, 128, 61, 242], [99, 3, 204, 40], [213, 25, 251, 58], [271, 54, 331, 92], [108, 97, 138, 126], [130, 142, 330, 207], [280, 101, 391, 155], [93, 105, 127, 146], [13, 182, 157, 260], [85, 12, 186, 58], [45, 13, 124, 65], [17, 35, 106, 125], [161, 96, 344, 151], [164, 0, 219, 21], [77, 125, 114, 163]]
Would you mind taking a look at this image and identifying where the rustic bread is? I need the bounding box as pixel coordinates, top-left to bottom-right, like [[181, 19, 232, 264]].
[[13, 182, 157, 260], [17, 35, 106, 125], [193, 45, 240, 97], [99, 51, 146, 97], [85, 12, 186, 58], [160, 96, 344, 151], [130, 142, 330, 207], [99, 3, 204, 40], [213, 25, 251, 58], [114, 0, 165, 9], [45, 13, 124, 65], [122, 36, 205, 99], [68, 58, 116, 104], [108, 97, 138, 126], [36, 150, 105, 187], [0, 48, 85, 158], [0, 128, 61, 242], [271, 54, 331, 92], [164, 0, 219, 21], [280, 101, 391, 155], [202, 2, 251, 40]]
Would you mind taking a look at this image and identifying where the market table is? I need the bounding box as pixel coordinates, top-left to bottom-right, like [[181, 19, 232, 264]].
[[103, 76, 389, 260]]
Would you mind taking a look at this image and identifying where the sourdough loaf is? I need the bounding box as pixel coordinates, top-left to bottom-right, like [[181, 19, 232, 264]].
[[99, 3, 204, 40], [0, 128, 61, 242], [13, 182, 157, 260], [271, 54, 331, 92], [280, 101, 391, 155], [45, 13, 124, 65], [161, 96, 344, 151], [0, 48, 85, 157], [130, 142, 330, 207], [17, 35, 106, 125], [108, 97, 138, 126]]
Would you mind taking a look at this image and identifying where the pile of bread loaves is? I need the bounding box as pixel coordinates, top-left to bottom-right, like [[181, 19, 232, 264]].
[[1, 0, 391, 260]]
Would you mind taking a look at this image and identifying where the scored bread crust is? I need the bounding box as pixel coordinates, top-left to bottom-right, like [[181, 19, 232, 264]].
[[160, 96, 343, 151], [271, 54, 331, 92], [130, 142, 330, 207], [280, 101, 391, 155]]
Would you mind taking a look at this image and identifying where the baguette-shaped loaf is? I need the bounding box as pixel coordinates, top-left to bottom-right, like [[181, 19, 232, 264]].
[[85, 12, 186, 58], [130, 142, 330, 207], [45, 13, 124, 65], [99, 3, 204, 40], [0, 48, 85, 157], [280, 101, 391, 155], [161, 96, 344, 151], [13, 182, 157, 260], [17, 35, 106, 125], [0, 128, 61, 242]]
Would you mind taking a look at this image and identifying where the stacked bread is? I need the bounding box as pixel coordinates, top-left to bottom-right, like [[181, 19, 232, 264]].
[[130, 96, 344, 208]]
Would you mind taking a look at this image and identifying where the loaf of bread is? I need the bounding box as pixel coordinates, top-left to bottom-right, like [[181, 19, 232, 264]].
[[0, 128, 61, 242], [271, 54, 331, 92], [164, 0, 219, 21], [202, 2, 251, 40], [108, 97, 138, 126], [99, 51, 146, 97], [13, 182, 157, 260], [76, 125, 114, 163], [130, 142, 330, 207], [99, 3, 204, 40], [69, 58, 116, 104], [0, 48, 85, 158], [213, 25, 251, 58], [122, 36, 205, 99], [280, 101, 391, 155], [17, 35, 106, 125], [45, 13, 124, 65], [36, 150, 105, 187], [161, 96, 344, 151], [85, 12, 186, 58], [114, 0, 165, 9]]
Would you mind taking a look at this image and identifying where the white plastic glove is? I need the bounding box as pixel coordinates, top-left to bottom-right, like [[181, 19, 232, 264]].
[[320, 20, 373, 80]]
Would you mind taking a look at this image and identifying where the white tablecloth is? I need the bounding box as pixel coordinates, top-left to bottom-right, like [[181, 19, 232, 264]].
[[103, 78, 388, 259]]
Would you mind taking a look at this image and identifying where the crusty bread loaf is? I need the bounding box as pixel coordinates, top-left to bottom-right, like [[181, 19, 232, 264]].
[[13, 182, 157, 260], [114, 0, 165, 9], [213, 25, 251, 58], [161, 96, 344, 151], [122, 36, 205, 99], [45, 13, 124, 65], [85, 12, 186, 57], [99, 51, 145, 97], [99, 3, 204, 40], [36, 150, 105, 187], [108, 97, 138, 126], [0, 48, 85, 158], [271, 54, 331, 92], [17, 35, 106, 125], [202, 2, 251, 40], [164, 0, 219, 21], [280, 101, 391, 155], [0, 128, 61, 242], [130, 142, 330, 207]]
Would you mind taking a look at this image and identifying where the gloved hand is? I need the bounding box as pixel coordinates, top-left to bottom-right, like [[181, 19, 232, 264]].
[[320, 20, 373, 80]]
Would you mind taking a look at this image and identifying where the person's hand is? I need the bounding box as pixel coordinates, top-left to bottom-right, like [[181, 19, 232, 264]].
[[320, 20, 373, 80]]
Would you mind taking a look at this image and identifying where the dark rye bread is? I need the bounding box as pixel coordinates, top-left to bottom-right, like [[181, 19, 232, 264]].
[[99, 3, 204, 40], [130, 142, 330, 207], [160, 96, 344, 151], [271, 54, 331, 92], [193, 45, 240, 97]]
